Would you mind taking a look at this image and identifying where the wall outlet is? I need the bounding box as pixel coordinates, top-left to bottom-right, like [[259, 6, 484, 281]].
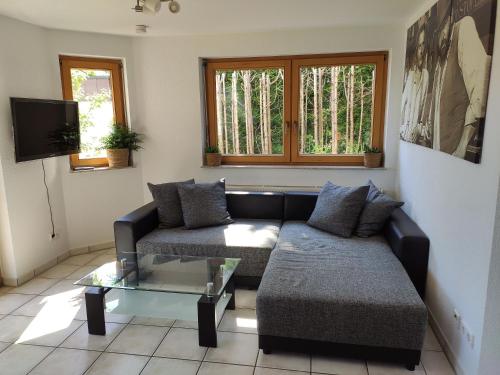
[[454, 308, 475, 349]]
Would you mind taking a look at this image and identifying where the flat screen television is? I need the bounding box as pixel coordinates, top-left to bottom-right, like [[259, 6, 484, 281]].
[[11, 97, 80, 162]]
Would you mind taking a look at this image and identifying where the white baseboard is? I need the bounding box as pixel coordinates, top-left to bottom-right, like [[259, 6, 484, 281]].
[[3, 241, 116, 287], [428, 308, 466, 375]]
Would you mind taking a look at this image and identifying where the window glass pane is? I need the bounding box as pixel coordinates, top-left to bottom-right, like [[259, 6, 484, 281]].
[[70, 69, 114, 159], [215, 68, 284, 155], [299, 64, 375, 155]]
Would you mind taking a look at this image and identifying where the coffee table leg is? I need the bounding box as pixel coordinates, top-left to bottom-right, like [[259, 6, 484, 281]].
[[198, 295, 217, 347], [85, 287, 106, 335], [226, 276, 235, 310]]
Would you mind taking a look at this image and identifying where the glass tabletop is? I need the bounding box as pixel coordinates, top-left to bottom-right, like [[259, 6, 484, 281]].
[[74, 253, 240, 297]]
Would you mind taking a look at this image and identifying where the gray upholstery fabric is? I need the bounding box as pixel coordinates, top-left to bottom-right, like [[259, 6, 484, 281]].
[[136, 219, 281, 277], [148, 179, 194, 228], [178, 180, 233, 229], [257, 221, 427, 350], [356, 181, 404, 238], [307, 182, 369, 238]]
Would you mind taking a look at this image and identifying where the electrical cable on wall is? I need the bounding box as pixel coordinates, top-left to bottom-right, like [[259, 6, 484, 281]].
[[41, 159, 56, 238]]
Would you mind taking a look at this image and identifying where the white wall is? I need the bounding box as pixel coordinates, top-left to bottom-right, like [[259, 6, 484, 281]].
[[398, 2, 500, 374], [0, 16, 144, 280], [132, 25, 405, 199]]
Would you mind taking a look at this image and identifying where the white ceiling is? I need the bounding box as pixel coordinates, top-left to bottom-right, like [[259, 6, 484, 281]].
[[0, 0, 420, 36]]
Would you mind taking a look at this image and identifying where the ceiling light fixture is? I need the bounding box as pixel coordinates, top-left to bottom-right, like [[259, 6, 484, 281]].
[[132, 0, 180, 14]]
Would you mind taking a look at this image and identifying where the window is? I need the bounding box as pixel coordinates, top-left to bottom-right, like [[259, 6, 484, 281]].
[[59, 56, 126, 169], [205, 52, 387, 166]]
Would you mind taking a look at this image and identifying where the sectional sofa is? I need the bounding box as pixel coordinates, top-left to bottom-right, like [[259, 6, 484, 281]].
[[114, 190, 429, 370]]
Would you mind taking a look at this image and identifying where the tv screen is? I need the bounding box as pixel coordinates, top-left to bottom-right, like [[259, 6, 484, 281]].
[[11, 98, 80, 162]]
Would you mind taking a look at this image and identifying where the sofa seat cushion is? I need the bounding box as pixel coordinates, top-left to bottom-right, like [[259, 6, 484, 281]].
[[136, 219, 281, 277], [257, 221, 427, 351]]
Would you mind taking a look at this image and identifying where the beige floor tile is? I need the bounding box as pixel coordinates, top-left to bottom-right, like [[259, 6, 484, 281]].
[[106, 324, 168, 356], [218, 309, 258, 334], [12, 294, 86, 321], [0, 315, 33, 342], [255, 368, 309, 375], [205, 331, 259, 366], [7, 278, 59, 295], [65, 266, 99, 280], [85, 352, 149, 375], [312, 355, 367, 375], [41, 264, 80, 279], [421, 350, 455, 375], [367, 361, 426, 375], [62, 253, 99, 266], [41, 279, 86, 297], [424, 325, 443, 351], [235, 289, 257, 309], [257, 349, 310, 372], [0, 341, 10, 352], [141, 357, 200, 375], [0, 293, 35, 314], [154, 328, 207, 361], [105, 312, 133, 324], [130, 316, 174, 327], [30, 347, 100, 375], [86, 254, 116, 266], [61, 322, 126, 351], [197, 362, 254, 375], [173, 319, 198, 329], [0, 343, 53, 375], [17, 318, 84, 346]]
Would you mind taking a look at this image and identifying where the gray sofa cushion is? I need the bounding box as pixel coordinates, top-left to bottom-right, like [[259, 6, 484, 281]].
[[178, 180, 233, 229], [356, 181, 404, 237], [307, 182, 369, 238], [257, 221, 427, 350], [136, 219, 281, 277], [148, 179, 194, 228]]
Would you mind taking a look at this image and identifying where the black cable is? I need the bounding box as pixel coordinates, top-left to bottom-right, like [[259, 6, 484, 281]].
[[41, 159, 56, 238]]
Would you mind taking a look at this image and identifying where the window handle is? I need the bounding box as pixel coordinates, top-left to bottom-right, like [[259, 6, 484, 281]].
[[285, 121, 291, 132]]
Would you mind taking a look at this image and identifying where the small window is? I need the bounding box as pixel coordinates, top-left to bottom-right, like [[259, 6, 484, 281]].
[[205, 52, 387, 166], [59, 56, 127, 169]]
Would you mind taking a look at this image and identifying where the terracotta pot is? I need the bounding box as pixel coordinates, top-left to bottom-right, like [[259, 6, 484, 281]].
[[107, 148, 129, 168], [206, 153, 222, 167], [364, 152, 382, 168]]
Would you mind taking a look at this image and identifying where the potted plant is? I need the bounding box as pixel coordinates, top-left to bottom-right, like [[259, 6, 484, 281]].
[[101, 124, 143, 168], [205, 145, 222, 167], [363, 146, 383, 168]]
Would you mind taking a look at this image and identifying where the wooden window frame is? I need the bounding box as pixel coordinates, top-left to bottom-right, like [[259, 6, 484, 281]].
[[59, 55, 127, 169], [204, 52, 388, 166]]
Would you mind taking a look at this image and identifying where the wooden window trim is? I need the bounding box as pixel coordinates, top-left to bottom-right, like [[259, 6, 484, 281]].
[[205, 51, 388, 166], [59, 55, 127, 169]]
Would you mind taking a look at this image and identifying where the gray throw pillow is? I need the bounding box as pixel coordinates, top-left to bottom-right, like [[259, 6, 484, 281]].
[[307, 182, 369, 238], [148, 179, 194, 228], [355, 180, 404, 237], [178, 179, 233, 229]]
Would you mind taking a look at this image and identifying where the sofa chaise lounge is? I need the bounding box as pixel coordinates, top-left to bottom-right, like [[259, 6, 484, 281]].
[[114, 190, 429, 370]]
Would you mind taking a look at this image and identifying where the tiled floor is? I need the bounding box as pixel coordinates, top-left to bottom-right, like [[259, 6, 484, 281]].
[[0, 248, 456, 375]]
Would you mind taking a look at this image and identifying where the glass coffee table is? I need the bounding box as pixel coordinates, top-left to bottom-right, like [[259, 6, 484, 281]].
[[75, 253, 240, 347]]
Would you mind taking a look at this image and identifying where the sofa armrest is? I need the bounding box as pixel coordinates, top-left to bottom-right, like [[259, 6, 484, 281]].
[[114, 202, 158, 264], [383, 208, 429, 300]]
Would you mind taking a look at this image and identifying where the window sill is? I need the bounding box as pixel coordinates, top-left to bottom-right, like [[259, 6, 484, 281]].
[[70, 165, 136, 173], [201, 165, 387, 170]]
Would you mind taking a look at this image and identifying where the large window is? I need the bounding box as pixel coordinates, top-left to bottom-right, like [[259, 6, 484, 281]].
[[205, 52, 387, 166], [59, 56, 126, 169]]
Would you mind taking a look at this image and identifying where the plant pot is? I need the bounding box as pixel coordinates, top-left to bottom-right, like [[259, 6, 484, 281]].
[[364, 152, 382, 168], [107, 148, 129, 168], [206, 153, 222, 167]]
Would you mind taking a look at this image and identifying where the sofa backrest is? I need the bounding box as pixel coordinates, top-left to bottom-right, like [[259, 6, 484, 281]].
[[226, 191, 284, 220]]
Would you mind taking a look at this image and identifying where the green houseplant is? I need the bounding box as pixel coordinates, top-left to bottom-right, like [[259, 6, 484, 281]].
[[101, 124, 143, 168], [205, 145, 222, 167], [363, 146, 383, 168]]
